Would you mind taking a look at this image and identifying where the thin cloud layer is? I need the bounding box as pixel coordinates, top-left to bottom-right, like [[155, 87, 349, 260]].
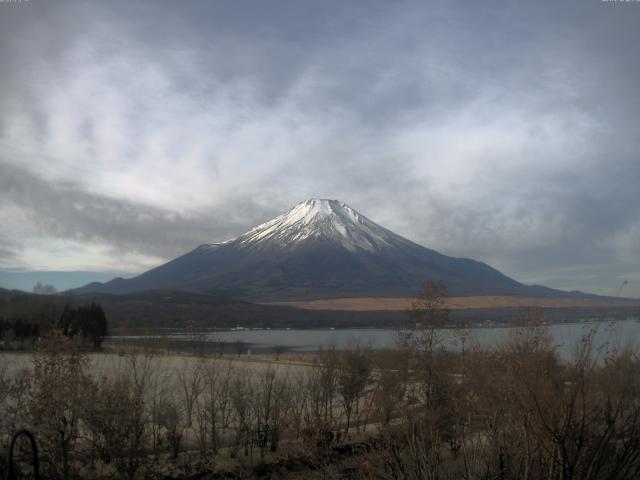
[[0, 0, 638, 296]]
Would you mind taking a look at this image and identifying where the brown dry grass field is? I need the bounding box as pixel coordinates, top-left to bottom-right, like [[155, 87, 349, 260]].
[[0, 351, 312, 380], [265, 295, 640, 311]]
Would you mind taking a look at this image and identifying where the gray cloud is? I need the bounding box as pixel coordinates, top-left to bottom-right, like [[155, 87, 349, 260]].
[[0, 161, 280, 259], [0, 245, 17, 264], [0, 0, 638, 296]]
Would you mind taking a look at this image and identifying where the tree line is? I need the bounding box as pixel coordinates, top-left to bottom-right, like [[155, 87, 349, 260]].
[[0, 298, 108, 350]]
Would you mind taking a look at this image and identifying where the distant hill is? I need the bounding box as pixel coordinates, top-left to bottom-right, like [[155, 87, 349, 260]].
[[75, 289, 640, 330], [0, 287, 28, 299], [76, 289, 405, 330], [1, 288, 376, 329], [76, 198, 601, 301]]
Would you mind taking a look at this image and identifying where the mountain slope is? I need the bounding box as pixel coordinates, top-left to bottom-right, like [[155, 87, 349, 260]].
[[76, 199, 577, 300]]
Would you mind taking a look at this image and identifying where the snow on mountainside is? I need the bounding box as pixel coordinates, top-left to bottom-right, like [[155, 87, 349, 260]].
[[75, 198, 587, 300], [235, 199, 412, 252]]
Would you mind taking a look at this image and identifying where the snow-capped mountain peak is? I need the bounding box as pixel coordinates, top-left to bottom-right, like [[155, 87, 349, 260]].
[[76, 197, 554, 300], [236, 198, 405, 252]]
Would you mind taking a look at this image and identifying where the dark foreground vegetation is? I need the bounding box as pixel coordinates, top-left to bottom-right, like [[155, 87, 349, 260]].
[[0, 292, 107, 351], [2, 283, 640, 479]]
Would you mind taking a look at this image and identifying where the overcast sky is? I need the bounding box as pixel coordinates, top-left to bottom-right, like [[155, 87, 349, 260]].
[[0, 0, 638, 297]]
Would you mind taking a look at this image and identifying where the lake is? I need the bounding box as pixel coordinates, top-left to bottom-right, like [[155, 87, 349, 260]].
[[111, 317, 640, 359]]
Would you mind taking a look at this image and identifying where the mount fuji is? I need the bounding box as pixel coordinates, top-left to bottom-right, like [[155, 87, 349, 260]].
[[77, 199, 573, 300]]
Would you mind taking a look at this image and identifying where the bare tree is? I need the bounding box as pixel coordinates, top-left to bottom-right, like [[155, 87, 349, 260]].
[[338, 347, 371, 434], [198, 358, 235, 456], [29, 330, 88, 480], [397, 281, 449, 354], [288, 371, 309, 441], [157, 398, 184, 460], [304, 349, 339, 438], [229, 372, 255, 458], [253, 366, 291, 460], [178, 358, 204, 428], [0, 366, 31, 444], [372, 351, 408, 427], [81, 373, 148, 480]]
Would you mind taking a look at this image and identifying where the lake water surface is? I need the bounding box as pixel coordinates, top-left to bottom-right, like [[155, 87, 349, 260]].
[[124, 317, 640, 358]]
